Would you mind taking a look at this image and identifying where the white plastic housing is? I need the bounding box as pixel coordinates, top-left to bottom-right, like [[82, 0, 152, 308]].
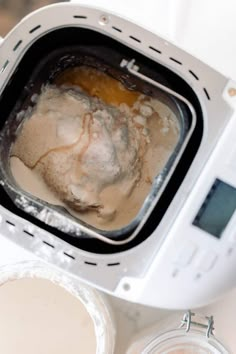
[[0, 2, 235, 309]]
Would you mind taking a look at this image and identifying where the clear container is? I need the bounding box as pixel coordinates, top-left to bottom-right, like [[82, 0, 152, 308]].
[[127, 311, 229, 354], [0, 260, 116, 354]]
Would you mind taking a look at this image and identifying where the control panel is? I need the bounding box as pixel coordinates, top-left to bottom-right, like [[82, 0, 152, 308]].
[[136, 96, 236, 308]]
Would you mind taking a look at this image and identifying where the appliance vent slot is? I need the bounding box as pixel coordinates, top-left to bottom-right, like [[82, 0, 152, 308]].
[[0, 19, 212, 107], [107, 262, 120, 267], [29, 25, 41, 34], [73, 15, 87, 19], [149, 46, 162, 54], [63, 252, 75, 260], [6, 220, 15, 227], [84, 261, 97, 266], [21, 223, 122, 267], [129, 35, 141, 43], [43, 240, 55, 248], [203, 88, 210, 100], [23, 230, 34, 237], [169, 57, 182, 65], [13, 40, 23, 51], [189, 70, 199, 81], [112, 26, 122, 33], [0, 60, 9, 73]]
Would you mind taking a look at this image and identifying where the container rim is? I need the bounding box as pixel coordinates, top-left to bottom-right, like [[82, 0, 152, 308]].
[[142, 328, 229, 354]]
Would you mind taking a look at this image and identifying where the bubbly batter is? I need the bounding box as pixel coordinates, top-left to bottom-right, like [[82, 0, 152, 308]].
[[0, 277, 96, 354], [11, 66, 179, 230]]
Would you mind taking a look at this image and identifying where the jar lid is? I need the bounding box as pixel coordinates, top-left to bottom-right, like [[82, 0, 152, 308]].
[[142, 311, 229, 354]]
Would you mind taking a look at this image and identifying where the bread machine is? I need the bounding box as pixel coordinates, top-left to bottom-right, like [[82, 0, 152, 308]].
[[0, 0, 235, 309]]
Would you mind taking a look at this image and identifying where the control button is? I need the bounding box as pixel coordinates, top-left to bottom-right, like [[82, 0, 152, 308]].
[[194, 273, 202, 281], [195, 251, 217, 272], [227, 247, 234, 256], [174, 243, 197, 267], [171, 269, 179, 278]]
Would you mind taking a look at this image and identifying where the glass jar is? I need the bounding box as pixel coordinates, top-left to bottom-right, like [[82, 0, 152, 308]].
[[0, 260, 116, 354], [127, 311, 229, 354]]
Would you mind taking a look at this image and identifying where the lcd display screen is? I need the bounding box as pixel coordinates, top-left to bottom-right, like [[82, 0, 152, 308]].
[[193, 179, 236, 238]]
